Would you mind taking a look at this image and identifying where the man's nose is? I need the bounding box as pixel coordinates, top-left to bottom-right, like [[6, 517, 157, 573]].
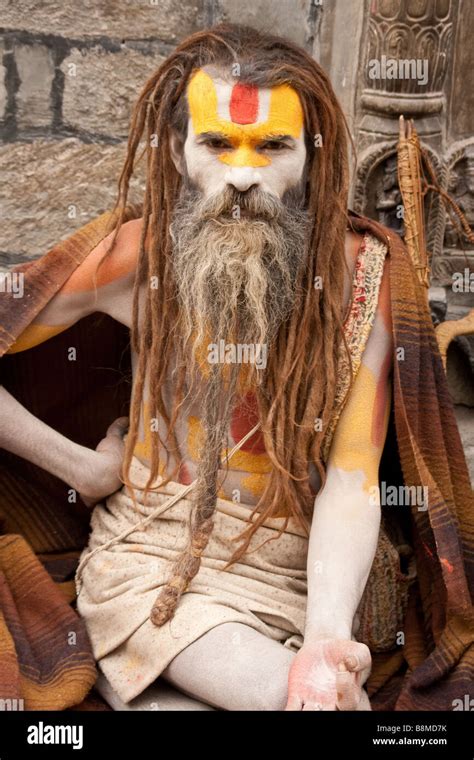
[[224, 166, 262, 193]]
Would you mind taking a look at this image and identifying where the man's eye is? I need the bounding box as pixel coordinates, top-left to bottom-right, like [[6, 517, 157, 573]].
[[260, 141, 287, 151], [204, 138, 231, 150]]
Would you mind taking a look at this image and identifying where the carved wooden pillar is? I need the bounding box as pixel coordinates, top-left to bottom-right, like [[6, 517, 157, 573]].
[[352, 0, 458, 267], [358, 0, 454, 151]]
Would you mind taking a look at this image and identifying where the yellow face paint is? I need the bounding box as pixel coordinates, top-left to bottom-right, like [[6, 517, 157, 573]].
[[187, 69, 304, 168]]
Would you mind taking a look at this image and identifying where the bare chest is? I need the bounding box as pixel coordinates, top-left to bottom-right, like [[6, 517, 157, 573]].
[[129, 348, 321, 510]]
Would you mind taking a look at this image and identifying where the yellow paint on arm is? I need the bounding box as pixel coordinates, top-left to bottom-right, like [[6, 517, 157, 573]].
[[329, 364, 391, 492], [327, 258, 393, 493], [6, 322, 73, 353]]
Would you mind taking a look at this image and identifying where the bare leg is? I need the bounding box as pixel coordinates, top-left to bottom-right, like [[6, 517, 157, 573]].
[[161, 622, 296, 711], [95, 672, 215, 711]]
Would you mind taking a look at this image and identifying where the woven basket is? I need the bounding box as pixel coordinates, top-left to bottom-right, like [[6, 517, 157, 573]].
[[355, 522, 417, 652]]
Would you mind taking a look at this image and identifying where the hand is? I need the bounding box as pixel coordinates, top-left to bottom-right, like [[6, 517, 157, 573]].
[[285, 639, 371, 711], [77, 416, 129, 507]]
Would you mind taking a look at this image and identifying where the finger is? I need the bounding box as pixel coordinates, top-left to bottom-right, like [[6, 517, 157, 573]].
[[343, 646, 372, 689], [335, 669, 359, 711], [343, 644, 371, 674], [285, 695, 303, 711], [106, 417, 130, 438], [97, 418, 130, 455]]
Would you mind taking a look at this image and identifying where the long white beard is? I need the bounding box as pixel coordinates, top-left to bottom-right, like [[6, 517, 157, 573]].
[[170, 183, 309, 368]]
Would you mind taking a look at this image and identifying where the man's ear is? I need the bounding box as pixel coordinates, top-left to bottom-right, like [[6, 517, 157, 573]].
[[169, 129, 186, 175]]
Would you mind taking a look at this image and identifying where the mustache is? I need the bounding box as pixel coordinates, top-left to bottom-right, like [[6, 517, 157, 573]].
[[197, 186, 287, 222]]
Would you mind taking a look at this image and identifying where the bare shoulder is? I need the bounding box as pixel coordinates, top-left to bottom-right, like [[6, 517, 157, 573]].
[[59, 217, 144, 296], [6, 218, 144, 353]]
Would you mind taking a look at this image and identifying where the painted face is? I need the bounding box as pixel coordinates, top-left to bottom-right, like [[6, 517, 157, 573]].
[[182, 67, 307, 199]]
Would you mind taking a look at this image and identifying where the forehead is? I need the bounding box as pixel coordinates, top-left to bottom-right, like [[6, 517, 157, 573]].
[[186, 68, 304, 139]]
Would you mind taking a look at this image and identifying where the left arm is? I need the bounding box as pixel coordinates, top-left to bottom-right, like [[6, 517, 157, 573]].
[[286, 258, 393, 710]]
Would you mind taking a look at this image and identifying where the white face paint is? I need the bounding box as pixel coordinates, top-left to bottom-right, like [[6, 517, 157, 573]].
[[177, 67, 307, 200]]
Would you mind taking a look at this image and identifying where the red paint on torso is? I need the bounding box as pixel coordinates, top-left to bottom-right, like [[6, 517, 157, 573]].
[[230, 391, 266, 453], [178, 461, 192, 485]]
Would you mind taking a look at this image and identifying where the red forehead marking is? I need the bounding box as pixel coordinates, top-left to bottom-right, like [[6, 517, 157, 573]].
[[229, 82, 259, 124]]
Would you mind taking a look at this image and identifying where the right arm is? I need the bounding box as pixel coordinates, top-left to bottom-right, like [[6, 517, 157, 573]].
[[0, 385, 128, 503], [1, 218, 142, 502]]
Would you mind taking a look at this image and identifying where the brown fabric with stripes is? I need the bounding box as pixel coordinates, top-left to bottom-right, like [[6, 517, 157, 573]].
[[349, 211, 474, 710], [0, 205, 472, 710], [0, 535, 97, 709]]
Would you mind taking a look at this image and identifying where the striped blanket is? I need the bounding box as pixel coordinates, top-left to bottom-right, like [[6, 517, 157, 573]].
[[0, 206, 472, 710]]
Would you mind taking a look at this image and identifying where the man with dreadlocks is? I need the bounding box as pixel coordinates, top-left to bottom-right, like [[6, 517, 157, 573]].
[[4, 23, 467, 712]]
